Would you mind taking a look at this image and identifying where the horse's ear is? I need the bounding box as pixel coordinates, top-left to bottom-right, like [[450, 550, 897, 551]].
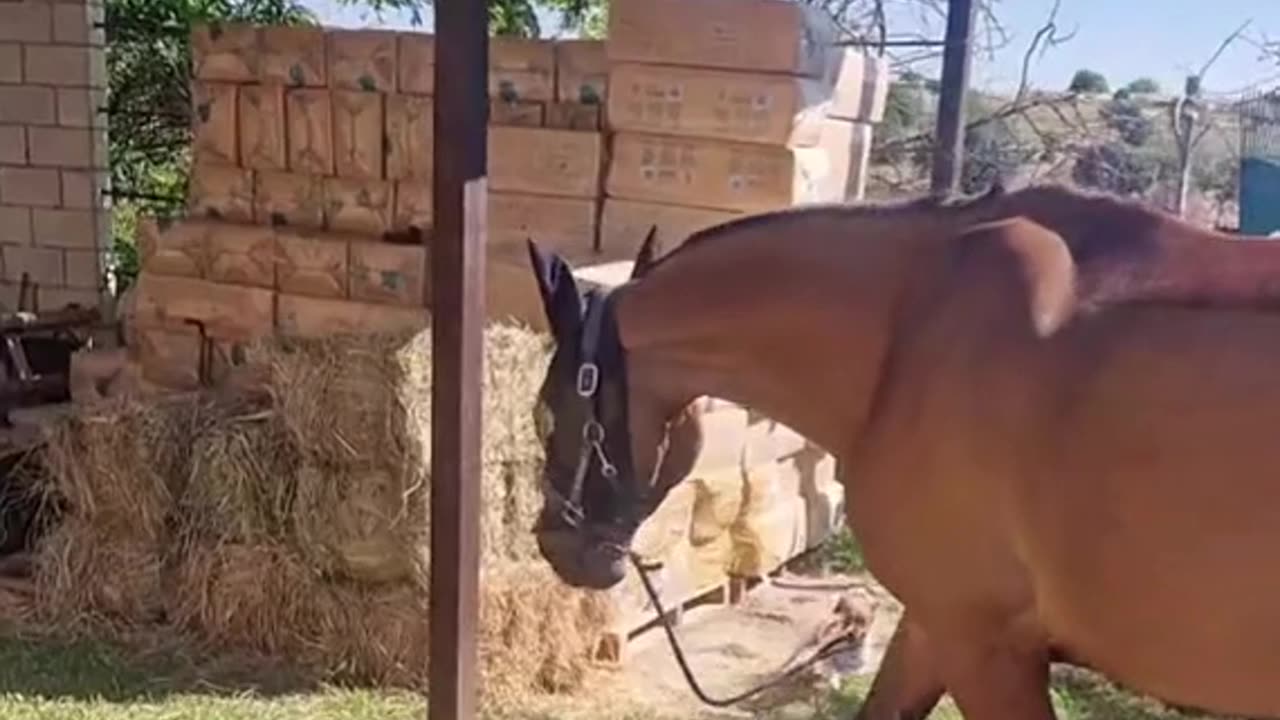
[[630, 226, 663, 280], [527, 239, 583, 341]]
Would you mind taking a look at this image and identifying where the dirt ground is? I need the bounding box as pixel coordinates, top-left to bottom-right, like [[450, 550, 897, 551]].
[[602, 570, 902, 719]]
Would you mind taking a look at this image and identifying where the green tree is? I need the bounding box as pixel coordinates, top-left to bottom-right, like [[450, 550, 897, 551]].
[[1068, 68, 1109, 94], [1100, 96, 1154, 147], [105, 0, 316, 292], [1125, 77, 1161, 95]]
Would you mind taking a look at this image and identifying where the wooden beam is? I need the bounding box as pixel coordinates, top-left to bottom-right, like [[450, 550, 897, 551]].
[[930, 0, 978, 195], [428, 0, 488, 716]]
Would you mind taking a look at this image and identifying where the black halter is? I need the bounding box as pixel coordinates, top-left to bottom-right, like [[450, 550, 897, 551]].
[[545, 286, 631, 530]]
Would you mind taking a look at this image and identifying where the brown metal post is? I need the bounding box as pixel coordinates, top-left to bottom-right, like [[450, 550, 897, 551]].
[[428, 0, 488, 716], [930, 0, 977, 195]]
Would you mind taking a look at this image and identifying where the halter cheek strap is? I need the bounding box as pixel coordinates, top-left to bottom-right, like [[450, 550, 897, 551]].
[[553, 290, 618, 528]]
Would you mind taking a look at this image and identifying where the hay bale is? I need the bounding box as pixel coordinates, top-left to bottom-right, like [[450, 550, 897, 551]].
[[31, 321, 615, 699], [32, 519, 165, 625]]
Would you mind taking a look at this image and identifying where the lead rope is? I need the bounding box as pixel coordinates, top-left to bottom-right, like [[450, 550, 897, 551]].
[[627, 552, 864, 709]]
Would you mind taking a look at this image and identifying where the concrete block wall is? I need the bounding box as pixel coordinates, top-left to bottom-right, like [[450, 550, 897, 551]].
[[0, 0, 109, 313]]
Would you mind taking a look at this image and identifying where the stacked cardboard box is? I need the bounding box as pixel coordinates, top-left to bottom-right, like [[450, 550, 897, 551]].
[[599, 0, 889, 257]]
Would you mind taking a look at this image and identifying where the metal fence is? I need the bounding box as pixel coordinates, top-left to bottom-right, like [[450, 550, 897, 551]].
[[1238, 90, 1280, 235]]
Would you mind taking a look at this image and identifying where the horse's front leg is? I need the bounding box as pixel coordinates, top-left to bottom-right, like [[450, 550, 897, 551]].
[[853, 612, 945, 720]]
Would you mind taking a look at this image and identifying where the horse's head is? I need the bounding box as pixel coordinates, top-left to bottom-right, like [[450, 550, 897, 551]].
[[525, 230, 703, 590]]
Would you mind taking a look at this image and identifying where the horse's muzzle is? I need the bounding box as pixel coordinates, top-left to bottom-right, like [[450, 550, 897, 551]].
[[535, 527, 628, 590]]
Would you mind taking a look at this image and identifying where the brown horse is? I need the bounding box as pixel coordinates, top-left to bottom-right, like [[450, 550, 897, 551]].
[[526, 183, 1280, 719]]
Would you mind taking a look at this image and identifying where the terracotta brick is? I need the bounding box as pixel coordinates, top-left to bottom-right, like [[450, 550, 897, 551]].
[[60, 169, 102, 209], [392, 180, 432, 233], [546, 102, 601, 131], [487, 126, 603, 198], [57, 87, 105, 128], [4, 246, 64, 286], [0, 167, 61, 207], [191, 23, 259, 82], [0, 43, 20, 84], [187, 163, 254, 223], [53, 3, 91, 44], [260, 25, 327, 87], [554, 40, 607, 104], [0, 206, 32, 246], [238, 83, 287, 171], [64, 249, 103, 288], [332, 90, 384, 180], [191, 82, 238, 166], [324, 177, 391, 235], [253, 170, 324, 229], [0, 86, 55, 125], [328, 29, 396, 92], [24, 44, 92, 87], [0, 125, 26, 164], [489, 37, 554, 102], [396, 32, 434, 95], [277, 292, 426, 339], [28, 127, 94, 168], [348, 240, 425, 307], [385, 93, 432, 181], [0, 3, 52, 43], [205, 223, 275, 288], [275, 229, 348, 299], [33, 208, 96, 249], [137, 217, 208, 278], [285, 88, 333, 175], [133, 272, 275, 343], [490, 99, 543, 128]]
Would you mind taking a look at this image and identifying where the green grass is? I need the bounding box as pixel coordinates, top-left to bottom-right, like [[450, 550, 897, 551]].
[[0, 626, 1223, 720]]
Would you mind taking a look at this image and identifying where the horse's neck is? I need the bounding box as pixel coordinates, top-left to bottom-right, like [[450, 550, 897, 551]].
[[615, 226, 915, 455]]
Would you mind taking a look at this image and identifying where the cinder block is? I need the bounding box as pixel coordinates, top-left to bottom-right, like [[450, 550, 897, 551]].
[[328, 29, 396, 92], [488, 126, 603, 199], [253, 170, 324, 229], [0, 2, 52, 43], [206, 223, 276, 288], [53, 3, 92, 44], [332, 90, 384, 180], [490, 37, 554, 103], [0, 43, 20, 84], [3, 246, 63, 286], [546, 102, 601, 131], [60, 170, 102, 209], [391, 180, 431, 233], [23, 44, 93, 87], [64, 249, 103, 289], [260, 25, 327, 87], [37, 286, 102, 312], [0, 86, 55, 125], [187, 163, 254, 223], [238, 83, 287, 171], [0, 167, 61, 207], [191, 81, 239, 166], [396, 32, 434, 95], [0, 206, 32, 246], [285, 88, 333, 175], [275, 229, 348, 299], [554, 40, 607, 104], [386, 93, 432, 181], [490, 99, 544, 127], [0, 125, 26, 164], [28, 126, 94, 169], [324, 177, 392, 235], [348, 240, 425, 307], [33, 208, 96, 249], [56, 87, 106, 128], [191, 22, 259, 82]]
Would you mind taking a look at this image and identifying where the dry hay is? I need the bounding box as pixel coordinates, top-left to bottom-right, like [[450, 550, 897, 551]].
[[28, 322, 618, 700]]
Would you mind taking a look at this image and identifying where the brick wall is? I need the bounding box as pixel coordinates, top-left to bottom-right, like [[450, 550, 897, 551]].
[[0, 0, 108, 313]]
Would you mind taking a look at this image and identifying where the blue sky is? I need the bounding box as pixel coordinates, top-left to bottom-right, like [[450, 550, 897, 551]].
[[302, 0, 1280, 97]]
